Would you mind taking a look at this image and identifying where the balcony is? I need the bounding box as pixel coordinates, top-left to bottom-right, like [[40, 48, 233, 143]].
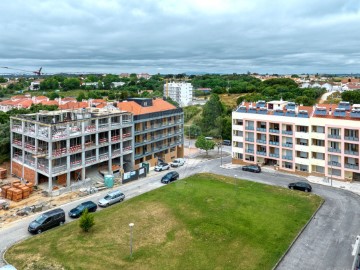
[[345, 136, 359, 141], [37, 163, 49, 173], [282, 130, 293, 135], [112, 149, 121, 157], [345, 164, 359, 170], [328, 134, 341, 139], [256, 128, 266, 132], [52, 165, 67, 174], [69, 145, 82, 153], [269, 153, 280, 158], [282, 143, 293, 148], [269, 141, 279, 146], [99, 153, 109, 161], [122, 146, 132, 153], [345, 150, 359, 156], [111, 135, 121, 142], [269, 129, 280, 134], [328, 148, 341, 153], [282, 155, 293, 160], [85, 156, 97, 165], [328, 161, 341, 167], [256, 151, 266, 156], [256, 139, 266, 144], [85, 125, 96, 133], [245, 138, 254, 142], [24, 143, 36, 152], [245, 126, 254, 131], [245, 149, 254, 154], [12, 139, 22, 147]]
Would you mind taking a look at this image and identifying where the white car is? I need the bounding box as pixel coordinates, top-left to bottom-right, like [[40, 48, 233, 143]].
[[170, 158, 185, 167], [154, 163, 170, 172]]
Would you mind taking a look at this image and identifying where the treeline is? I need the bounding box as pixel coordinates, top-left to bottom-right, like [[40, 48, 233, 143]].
[[192, 75, 326, 106], [0, 104, 58, 163]]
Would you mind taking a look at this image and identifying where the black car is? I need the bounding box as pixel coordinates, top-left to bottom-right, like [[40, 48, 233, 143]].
[[69, 201, 97, 218], [161, 171, 179, 184], [28, 208, 65, 234], [288, 182, 312, 192], [242, 165, 261, 173]]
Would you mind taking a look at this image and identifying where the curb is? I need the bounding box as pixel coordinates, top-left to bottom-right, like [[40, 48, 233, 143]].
[[1, 235, 29, 267], [272, 198, 325, 270]]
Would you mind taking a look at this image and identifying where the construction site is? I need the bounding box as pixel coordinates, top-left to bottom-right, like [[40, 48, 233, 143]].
[[10, 107, 134, 192]]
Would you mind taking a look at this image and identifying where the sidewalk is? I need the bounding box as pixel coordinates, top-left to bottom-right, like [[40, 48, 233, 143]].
[[220, 162, 360, 196]]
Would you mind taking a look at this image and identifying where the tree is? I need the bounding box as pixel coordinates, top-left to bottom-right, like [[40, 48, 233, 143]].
[[62, 78, 80, 91], [201, 94, 224, 132], [195, 135, 215, 156], [47, 92, 59, 100], [77, 92, 86, 102], [79, 209, 95, 232]]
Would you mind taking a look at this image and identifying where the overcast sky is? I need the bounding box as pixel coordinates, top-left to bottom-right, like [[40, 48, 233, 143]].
[[0, 0, 359, 75]]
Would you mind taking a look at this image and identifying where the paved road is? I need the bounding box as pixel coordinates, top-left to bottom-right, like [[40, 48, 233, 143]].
[[1, 155, 359, 270]]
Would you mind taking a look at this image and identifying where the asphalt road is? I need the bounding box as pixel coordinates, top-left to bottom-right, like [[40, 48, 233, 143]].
[[1, 155, 359, 270]]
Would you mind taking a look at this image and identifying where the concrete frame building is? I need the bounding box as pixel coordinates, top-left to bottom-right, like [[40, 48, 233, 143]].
[[10, 107, 134, 191], [232, 100, 360, 181], [164, 82, 193, 106], [118, 98, 184, 168]]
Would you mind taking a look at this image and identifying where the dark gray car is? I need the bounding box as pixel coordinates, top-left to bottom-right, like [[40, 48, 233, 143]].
[[28, 208, 65, 234]]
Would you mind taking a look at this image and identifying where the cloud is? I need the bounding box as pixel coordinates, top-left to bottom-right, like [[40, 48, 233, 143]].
[[0, 0, 359, 74]]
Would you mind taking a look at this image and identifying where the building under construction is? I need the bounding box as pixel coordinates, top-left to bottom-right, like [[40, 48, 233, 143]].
[[10, 98, 185, 191], [10, 107, 134, 191]]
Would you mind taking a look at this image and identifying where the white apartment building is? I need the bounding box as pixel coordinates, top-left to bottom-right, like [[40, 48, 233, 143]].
[[164, 82, 193, 106], [232, 100, 360, 181]]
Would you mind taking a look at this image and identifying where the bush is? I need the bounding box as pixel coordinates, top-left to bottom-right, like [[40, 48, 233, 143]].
[[79, 209, 95, 232]]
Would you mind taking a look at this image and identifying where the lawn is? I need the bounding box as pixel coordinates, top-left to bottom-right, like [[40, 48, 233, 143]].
[[6, 173, 323, 270]]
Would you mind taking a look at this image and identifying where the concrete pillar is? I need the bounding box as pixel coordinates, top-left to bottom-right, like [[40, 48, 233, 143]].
[[10, 119, 13, 175], [48, 131, 53, 192], [21, 121, 25, 179], [108, 129, 112, 174], [81, 167, 86, 181]]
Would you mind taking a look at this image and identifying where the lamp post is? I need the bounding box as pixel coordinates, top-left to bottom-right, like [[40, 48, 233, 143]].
[[129, 223, 134, 258]]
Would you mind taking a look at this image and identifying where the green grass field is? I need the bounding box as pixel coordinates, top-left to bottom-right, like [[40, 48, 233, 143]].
[[6, 173, 323, 270]]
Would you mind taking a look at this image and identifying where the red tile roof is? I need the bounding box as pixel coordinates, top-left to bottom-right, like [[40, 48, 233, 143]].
[[59, 101, 88, 110], [41, 100, 59, 106], [117, 99, 176, 115]]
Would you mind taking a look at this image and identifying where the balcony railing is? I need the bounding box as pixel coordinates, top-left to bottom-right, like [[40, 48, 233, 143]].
[[245, 149, 254, 154], [328, 134, 341, 139], [37, 163, 48, 173], [269, 153, 279, 158], [99, 153, 109, 161], [282, 130, 293, 135], [256, 151, 266, 156], [269, 129, 280, 134], [328, 161, 341, 167], [85, 156, 97, 165], [69, 145, 82, 153], [245, 126, 254, 131], [282, 143, 293, 148], [245, 138, 254, 142], [344, 136, 359, 141], [345, 150, 359, 156], [256, 139, 266, 144], [112, 149, 121, 157], [345, 163, 359, 170], [256, 128, 266, 132], [328, 148, 341, 153], [12, 139, 22, 147], [269, 141, 279, 146], [282, 155, 293, 160], [122, 146, 132, 152], [52, 165, 67, 174]]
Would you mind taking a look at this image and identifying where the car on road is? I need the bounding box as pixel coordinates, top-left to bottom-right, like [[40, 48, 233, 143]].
[[288, 182, 312, 192], [242, 164, 261, 173], [98, 190, 125, 207], [170, 158, 185, 167], [28, 208, 65, 234], [154, 162, 170, 171], [161, 171, 179, 184], [68, 201, 97, 218], [222, 140, 231, 146]]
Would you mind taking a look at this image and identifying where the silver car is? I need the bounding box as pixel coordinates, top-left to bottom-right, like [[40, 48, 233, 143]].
[[98, 190, 125, 207]]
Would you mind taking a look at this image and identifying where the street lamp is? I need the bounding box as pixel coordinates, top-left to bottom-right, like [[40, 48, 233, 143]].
[[129, 223, 134, 258]]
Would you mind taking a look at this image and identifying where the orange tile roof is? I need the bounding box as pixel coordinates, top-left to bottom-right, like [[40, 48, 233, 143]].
[[35, 96, 48, 100], [41, 100, 59, 106], [117, 99, 176, 115], [18, 100, 33, 108], [92, 99, 106, 103], [11, 95, 27, 100], [96, 103, 107, 108], [59, 101, 88, 110], [61, 97, 76, 101]]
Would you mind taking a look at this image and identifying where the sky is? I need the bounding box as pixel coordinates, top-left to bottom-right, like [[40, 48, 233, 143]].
[[0, 0, 360, 75]]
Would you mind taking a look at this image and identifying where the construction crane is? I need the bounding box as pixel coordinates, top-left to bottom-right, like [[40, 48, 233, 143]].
[[1, 66, 42, 76]]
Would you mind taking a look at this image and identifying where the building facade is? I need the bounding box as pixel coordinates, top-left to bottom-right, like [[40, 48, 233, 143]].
[[232, 100, 360, 181], [11, 107, 134, 191], [164, 82, 193, 106], [118, 98, 184, 168]]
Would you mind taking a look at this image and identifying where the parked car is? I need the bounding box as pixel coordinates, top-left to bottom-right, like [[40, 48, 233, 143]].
[[242, 165, 261, 173], [98, 190, 125, 207], [161, 171, 179, 184], [222, 140, 231, 146], [68, 201, 97, 218], [288, 182, 312, 192], [170, 158, 185, 167], [28, 208, 65, 234], [154, 162, 170, 171]]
